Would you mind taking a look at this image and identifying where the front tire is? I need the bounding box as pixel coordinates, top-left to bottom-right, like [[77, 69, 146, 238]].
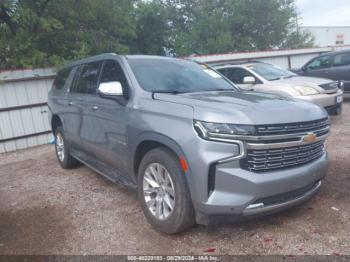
[[54, 126, 79, 169], [137, 147, 195, 234], [335, 104, 342, 115]]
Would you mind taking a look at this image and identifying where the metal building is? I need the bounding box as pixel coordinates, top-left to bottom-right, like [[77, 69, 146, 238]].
[[302, 26, 350, 46]]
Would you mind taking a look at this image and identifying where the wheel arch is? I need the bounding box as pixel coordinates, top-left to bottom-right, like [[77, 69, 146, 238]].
[[51, 114, 63, 134], [131, 132, 189, 180]]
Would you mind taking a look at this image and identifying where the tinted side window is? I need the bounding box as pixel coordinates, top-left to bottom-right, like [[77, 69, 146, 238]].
[[72, 61, 102, 94], [53, 68, 71, 90], [307, 56, 331, 70], [219, 68, 254, 84], [334, 53, 350, 67], [100, 60, 128, 87]]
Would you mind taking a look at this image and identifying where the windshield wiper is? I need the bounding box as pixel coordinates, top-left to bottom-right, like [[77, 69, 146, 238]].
[[269, 77, 281, 81], [212, 88, 236, 91], [179, 88, 237, 93], [151, 90, 184, 99], [283, 75, 295, 79]]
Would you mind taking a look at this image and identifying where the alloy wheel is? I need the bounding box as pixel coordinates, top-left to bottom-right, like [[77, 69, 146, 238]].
[[143, 163, 175, 220], [56, 133, 65, 162]]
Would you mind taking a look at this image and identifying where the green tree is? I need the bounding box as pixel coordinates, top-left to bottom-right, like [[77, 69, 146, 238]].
[[176, 0, 235, 55], [133, 0, 169, 55], [0, 0, 136, 68], [0, 0, 314, 68], [160, 0, 314, 56]]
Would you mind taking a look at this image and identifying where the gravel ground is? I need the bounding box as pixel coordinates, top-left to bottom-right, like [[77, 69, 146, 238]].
[[0, 103, 349, 255]]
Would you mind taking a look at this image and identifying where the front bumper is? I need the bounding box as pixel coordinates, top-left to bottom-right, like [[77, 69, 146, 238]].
[[243, 180, 321, 216], [194, 152, 327, 221], [325, 104, 342, 115], [296, 90, 343, 108]]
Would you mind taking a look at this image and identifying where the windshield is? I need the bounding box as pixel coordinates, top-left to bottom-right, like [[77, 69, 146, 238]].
[[248, 63, 296, 81], [128, 58, 238, 93]]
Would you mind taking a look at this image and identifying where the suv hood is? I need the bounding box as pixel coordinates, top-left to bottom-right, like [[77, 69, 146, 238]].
[[154, 91, 327, 125]]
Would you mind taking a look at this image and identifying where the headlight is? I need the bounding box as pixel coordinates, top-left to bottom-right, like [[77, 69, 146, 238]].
[[194, 120, 255, 140], [293, 86, 320, 96]]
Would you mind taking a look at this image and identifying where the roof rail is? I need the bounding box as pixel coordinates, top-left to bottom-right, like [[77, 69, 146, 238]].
[[208, 60, 264, 66]]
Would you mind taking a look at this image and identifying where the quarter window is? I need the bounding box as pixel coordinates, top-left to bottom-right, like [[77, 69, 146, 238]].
[[72, 61, 102, 94], [53, 68, 71, 90]]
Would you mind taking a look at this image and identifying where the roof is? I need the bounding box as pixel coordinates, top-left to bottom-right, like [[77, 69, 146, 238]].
[[61, 54, 184, 70], [316, 48, 350, 56], [62, 53, 118, 69], [126, 55, 175, 60]]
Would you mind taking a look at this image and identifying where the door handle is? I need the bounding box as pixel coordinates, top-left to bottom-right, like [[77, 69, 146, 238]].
[[68, 101, 73, 106], [92, 105, 99, 110]]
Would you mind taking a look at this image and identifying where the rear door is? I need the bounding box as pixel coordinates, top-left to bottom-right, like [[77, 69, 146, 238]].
[[65, 61, 102, 150], [61, 65, 84, 146]]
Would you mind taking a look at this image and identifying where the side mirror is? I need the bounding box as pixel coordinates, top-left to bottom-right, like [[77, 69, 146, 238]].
[[243, 76, 256, 85], [97, 81, 123, 97], [301, 65, 307, 72]]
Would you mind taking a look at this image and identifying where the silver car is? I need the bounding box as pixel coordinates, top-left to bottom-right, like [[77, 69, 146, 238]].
[[215, 62, 343, 115]]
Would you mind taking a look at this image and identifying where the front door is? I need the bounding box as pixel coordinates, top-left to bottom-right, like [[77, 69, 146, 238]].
[[81, 59, 130, 176], [303, 55, 333, 79], [331, 52, 350, 92]]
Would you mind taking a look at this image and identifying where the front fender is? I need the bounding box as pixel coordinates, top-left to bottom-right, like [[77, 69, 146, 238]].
[[128, 131, 193, 187]]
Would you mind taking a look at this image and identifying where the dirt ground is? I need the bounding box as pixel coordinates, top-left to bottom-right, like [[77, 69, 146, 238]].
[[0, 103, 349, 256]]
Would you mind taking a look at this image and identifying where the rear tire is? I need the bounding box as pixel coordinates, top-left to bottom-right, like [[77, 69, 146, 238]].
[[137, 147, 195, 234], [54, 126, 79, 169]]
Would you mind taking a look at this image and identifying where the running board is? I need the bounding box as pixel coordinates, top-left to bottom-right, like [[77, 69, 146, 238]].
[[71, 149, 137, 190]]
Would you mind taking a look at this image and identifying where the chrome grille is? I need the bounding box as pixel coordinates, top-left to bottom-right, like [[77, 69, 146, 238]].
[[256, 118, 329, 136], [241, 140, 325, 172]]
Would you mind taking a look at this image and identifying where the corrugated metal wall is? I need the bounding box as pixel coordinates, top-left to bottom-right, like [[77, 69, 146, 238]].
[[192, 45, 350, 67], [0, 68, 55, 153]]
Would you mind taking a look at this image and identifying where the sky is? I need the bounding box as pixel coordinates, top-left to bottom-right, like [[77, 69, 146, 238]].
[[296, 0, 350, 26]]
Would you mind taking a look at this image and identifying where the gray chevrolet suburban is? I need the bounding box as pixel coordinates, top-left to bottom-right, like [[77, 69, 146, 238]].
[[48, 53, 329, 234]]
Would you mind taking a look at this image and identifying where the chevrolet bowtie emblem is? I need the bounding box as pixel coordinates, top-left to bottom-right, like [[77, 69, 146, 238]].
[[303, 133, 317, 143]]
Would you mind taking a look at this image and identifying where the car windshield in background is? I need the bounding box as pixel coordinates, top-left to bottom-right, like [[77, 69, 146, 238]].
[[249, 63, 296, 81], [128, 58, 237, 93]]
